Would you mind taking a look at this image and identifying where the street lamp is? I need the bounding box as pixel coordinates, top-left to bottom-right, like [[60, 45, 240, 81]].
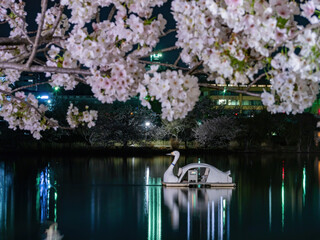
[[145, 121, 151, 127]]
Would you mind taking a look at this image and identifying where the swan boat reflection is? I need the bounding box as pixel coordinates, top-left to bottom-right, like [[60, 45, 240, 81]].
[[163, 187, 232, 239], [163, 151, 235, 188]]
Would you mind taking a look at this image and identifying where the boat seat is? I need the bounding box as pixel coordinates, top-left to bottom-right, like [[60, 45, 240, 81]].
[[177, 168, 183, 177], [201, 168, 210, 182]]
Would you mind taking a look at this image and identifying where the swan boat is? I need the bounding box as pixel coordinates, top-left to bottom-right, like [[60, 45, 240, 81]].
[[163, 151, 235, 188]]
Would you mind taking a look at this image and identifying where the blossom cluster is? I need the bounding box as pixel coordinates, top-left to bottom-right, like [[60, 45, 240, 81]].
[[61, 0, 167, 27], [36, 6, 70, 37], [0, 89, 57, 139], [139, 68, 201, 121], [172, 0, 320, 114], [0, 0, 27, 38], [66, 103, 98, 129], [1, 0, 320, 139]]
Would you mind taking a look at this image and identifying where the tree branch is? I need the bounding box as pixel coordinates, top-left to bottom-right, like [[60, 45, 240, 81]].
[[0, 62, 92, 75], [26, 0, 48, 68], [108, 6, 116, 21], [245, 73, 266, 91], [188, 61, 203, 75], [11, 81, 52, 93], [160, 29, 177, 38], [199, 83, 261, 97], [174, 53, 181, 66], [45, 4, 64, 37], [138, 60, 189, 71], [8, 5, 33, 44]]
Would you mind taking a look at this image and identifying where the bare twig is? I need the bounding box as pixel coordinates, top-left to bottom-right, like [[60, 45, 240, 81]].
[[26, 0, 48, 68], [188, 61, 203, 75], [160, 29, 177, 38], [107, 6, 116, 21], [245, 73, 266, 91], [11, 81, 52, 93], [0, 20, 9, 24], [139, 60, 189, 71], [96, 7, 100, 23], [74, 76, 88, 84], [174, 53, 181, 66], [199, 83, 261, 97]]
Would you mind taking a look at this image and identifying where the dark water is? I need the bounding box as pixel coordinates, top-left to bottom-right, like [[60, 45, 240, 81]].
[[1, 153, 320, 240]]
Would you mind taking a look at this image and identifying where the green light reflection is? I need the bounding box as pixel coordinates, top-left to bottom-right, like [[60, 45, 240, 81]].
[[303, 166, 306, 207], [147, 177, 162, 240]]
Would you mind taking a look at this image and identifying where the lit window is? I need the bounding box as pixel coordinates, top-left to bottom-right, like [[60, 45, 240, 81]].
[[218, 99, 227, 105]]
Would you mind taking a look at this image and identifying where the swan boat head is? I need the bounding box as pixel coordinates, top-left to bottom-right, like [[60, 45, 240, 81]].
[[163, 151, 180, 183]]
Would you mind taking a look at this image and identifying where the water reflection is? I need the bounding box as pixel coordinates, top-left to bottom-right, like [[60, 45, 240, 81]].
[[2, 154, 320, 239], [0, 162, 14, 238], [37, 164, 58, 223], [164, 187, 233, 240], [145, 174, 162, 240]]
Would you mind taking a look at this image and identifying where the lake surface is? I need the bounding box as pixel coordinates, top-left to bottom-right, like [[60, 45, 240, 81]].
[[1, 153, 320, 240]]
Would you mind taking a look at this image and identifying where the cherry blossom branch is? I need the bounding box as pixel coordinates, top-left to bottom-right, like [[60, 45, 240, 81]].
[[7, 5, 33, 44], [199, 83, 261, 97], [0, 36, 64, 46], [26, 0, 48, 68], [259, 22, 320, 60], [45, 4, 64, 37], [139, 60, 189, 71], [0, 62, 92, 75], [0, 88, 59, 128]]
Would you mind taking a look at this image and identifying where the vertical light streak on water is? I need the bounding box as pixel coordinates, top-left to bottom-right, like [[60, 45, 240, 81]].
[[303, 165, 306, 207], [227, 198, 230, 240], [223, 199, 226, 240], [147, 178, 162, 240], [132, 158, 135, 184], [281, 161, 285, 232], [187, 199, 190, 240], [157, 181, 162, 240], [145, 167, 150, 215], [152, 186, 155, 240], [91, 189, 95, 232], [148, 186, 151, 240], [207, 202, 210, 240], [54, 191, 57, 223], [47, 168, 50, 220], [218, 197, 223, 240], [269, 184, 272, 231], [212, 201, 214, 240]]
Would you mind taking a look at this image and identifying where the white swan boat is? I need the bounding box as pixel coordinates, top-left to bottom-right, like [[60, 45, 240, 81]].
[[163, 151, 235, 188]]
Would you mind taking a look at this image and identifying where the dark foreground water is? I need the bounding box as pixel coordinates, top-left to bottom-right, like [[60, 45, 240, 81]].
[[1, 153, 320, 240]]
